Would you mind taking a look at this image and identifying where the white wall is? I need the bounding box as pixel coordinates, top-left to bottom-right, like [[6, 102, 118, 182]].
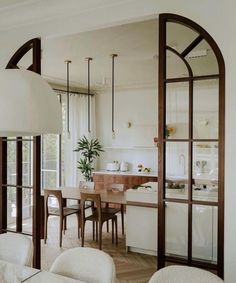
[[96, 87, 158, 172], [0, 1, 235, 281]]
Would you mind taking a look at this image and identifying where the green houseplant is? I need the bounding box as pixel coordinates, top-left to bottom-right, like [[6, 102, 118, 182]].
[[74, 135, 104, 181]]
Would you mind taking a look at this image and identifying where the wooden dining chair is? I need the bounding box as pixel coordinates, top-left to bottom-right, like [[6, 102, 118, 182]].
[[81, 192, 118, 250], [44, 189, 80, 247], [103, 183, 125, 235], [63, 181, 95, 232], [68, 181, 95, 210]]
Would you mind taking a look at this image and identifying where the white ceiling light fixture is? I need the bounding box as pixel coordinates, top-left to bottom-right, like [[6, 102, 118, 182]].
[[0, 69, 62, 137]]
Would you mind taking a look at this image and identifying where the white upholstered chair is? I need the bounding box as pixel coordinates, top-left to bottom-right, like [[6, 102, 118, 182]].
[[50, 247, 116, 283], [0, 233, 33, 266], [149, 265, 224, 283]]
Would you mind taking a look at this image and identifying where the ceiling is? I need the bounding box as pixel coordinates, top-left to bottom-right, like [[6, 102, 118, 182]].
[[41, 19, 158, 91], [0, 0, 128, 32], [19, 18, 217, 93], [0, 2, 217, 93]]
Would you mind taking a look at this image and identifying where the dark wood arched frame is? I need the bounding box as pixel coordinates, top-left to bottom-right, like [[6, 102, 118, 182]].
[[0, 38, 42, 268], [158, 14, 225, 278]]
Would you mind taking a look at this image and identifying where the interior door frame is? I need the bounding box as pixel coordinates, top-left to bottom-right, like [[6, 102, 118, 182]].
[[158, 13, 225, 278]]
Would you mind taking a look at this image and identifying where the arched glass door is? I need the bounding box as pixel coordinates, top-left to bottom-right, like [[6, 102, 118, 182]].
[[158, 14, 225, 278]]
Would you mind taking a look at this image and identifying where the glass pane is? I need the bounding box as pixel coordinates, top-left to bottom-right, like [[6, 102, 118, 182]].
[[22, 141, 32, 187], [212, 206, 218, 262], [185, 40, 219, 76], [18, 49, 32, 69], [165, 202, 188, 257], [7, 187, 16, 230], [193, 79, 219, 139], [7, 141, 16, 185], [42, 134, 59, 189], [22, 188, 33, 234], [167, 22, 198, 55], [166, 50, 189, 79], [166, 82, 189, 139], [192, 142, 218, 202], [165, 142, 188, 199], [192, 205, 217, 263]]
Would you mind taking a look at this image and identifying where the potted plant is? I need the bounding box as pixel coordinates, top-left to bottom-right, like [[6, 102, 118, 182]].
[[74, 135, 104, 181]]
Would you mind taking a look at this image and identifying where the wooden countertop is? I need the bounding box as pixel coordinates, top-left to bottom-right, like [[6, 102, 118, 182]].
[[93, 170, 158, 177]]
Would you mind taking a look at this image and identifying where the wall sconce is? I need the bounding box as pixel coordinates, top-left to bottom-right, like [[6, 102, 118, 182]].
[[125, 122, 132, 128]]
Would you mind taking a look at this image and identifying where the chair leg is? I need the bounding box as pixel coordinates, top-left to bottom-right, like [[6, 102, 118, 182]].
[[63, 217, 66, 235], [63, 199, 67, 230], [59, 216, 63, 247], [99, 222, 102, 250], [76, 213, 80, 239], [115, 216, 118, 245], [64, 217, 67, 231], [106, 203, 109, 232], [92, 221, 95, 240], [96, 222, 98, 242], [81, 220, 85, 247], [121, 204, 125, 235], [111, 219, 114, 244], [44, 215, 48, 244]]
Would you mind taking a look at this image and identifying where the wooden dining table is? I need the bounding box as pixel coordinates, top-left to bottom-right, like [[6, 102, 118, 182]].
[[47, 187, 126, 205]]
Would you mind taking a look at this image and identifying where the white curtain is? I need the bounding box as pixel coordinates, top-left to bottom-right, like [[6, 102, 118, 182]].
[[63, 94, 96, 186]]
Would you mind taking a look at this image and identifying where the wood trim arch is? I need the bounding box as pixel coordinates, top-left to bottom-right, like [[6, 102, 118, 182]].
[[158, 13, 225, 278]]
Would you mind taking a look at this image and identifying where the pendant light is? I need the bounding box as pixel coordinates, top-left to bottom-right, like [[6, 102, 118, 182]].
[[85, 57, 93, 133], [111, 54, 118, 138], [0, 69, 62, 136], [65, 60, 71, 138]]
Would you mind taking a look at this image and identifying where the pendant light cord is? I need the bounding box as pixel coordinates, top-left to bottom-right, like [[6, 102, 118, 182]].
[[86, 57, 93, 133], [65, 60, 71, 137], [111, 54, 118, 135]]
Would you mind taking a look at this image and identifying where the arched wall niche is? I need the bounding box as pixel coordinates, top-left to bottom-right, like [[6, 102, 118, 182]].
[[158, 13, 225, 278]]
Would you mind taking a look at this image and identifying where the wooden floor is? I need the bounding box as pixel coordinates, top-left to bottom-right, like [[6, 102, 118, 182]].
[[42, 214, 157, 283]]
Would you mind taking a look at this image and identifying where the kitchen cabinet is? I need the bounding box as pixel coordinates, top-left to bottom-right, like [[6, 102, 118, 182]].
[[166, 202, 188, 257], [126, 183, 217, 262], [93, 172, 157, 190], [166, 202, 217, 262], [126, 183, 158, 256]]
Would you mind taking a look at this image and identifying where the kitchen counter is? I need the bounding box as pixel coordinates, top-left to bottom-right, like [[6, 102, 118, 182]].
[[93, 171, 158, 190], [126, 182, 158, 255], [126, 182, 218, 260], [93, 170, 158, 177]]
